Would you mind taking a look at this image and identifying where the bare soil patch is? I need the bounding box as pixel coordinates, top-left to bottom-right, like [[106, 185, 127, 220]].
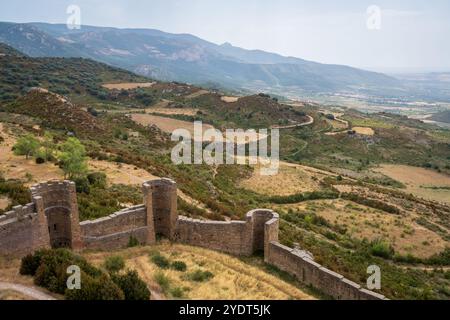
[[0, 196, 11, 211]]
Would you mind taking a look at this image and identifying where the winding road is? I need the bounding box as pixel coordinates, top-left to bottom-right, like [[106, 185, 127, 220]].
[[0, 282, 56, 300], [271, 115, 314, 130]]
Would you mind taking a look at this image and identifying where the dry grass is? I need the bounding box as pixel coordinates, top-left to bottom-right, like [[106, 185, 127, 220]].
[[184, 90, 209, 99], [102, 82, 155, 90], [88, 160, 158, 185], [0, 256, 32, 286], [374, 164, 450, 204], [279, 199, 447, 258], [84, 244, 314, 300], [239, 163, 325, 196], [0, 122, 64, 185]]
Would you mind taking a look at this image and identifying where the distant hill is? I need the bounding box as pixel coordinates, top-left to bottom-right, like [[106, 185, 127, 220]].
[[0, 21, 418, 100], [0, 43, 149, 103]]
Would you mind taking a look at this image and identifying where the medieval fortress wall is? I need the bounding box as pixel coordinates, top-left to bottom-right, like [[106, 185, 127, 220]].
[[0, 178, 386, 300]]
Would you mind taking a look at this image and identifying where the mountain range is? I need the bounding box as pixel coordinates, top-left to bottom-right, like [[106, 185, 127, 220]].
[[1, 21, 449, 101]]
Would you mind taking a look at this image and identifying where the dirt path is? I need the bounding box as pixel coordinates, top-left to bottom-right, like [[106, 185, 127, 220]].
[[0, 282, 56, 300], [271, 115, 314, 130]]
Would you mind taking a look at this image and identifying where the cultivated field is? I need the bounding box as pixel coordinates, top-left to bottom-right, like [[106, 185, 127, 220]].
[[353, 127, 375, 136], [84, 244, 314, 300], [131, 114, 214, 137], [184, 89, 209, 99], [374, 164, 450, 204], [221, 96, 240, 103], [102, 82, 155, 90], [147, 108, 199, 116]]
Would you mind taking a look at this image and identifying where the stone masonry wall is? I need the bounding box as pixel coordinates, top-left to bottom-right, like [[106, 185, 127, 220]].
[[266, 242, 386, 300], [80, 205, 148, 249], [175, 217, 252, 256], [0, 179, 386, 300], [0, 201, 49, 256]]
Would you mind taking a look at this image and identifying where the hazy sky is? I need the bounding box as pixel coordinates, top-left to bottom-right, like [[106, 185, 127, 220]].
[[1, 0, 450, 72]]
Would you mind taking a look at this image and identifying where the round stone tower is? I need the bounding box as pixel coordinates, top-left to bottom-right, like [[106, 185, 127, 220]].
[[142, 179, 178, 240], [30, 181, 83, 250]]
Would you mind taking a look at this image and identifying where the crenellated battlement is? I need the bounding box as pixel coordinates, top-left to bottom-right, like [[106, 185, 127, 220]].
[[0, 178, 386, 300]]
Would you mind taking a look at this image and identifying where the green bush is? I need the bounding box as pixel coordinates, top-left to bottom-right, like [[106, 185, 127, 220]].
[[111, 270, 150, 300], [65, 273, 124, 300], [370, 239, 395, 259], [73, 176, 91, 194], [170, 286, 184, 298], [186, 270, 214, 282], [154, 272, 170, 292], [22, 249, 103, 295], [151, 253, 170, 269], [269, 190, 339, 204], [19, 251, 45, 276], [103, 256, 125, 274], [171, 261, 187, 272], [87, 172, 107, 189], [127, 235, 140, 248]]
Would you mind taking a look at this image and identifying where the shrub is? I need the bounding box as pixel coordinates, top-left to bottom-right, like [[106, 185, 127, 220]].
[[111, 270, 150, 300], [19, 251, 45, 276], [23, 249, 103, 294], [171, 261, 187, 272], [151, 253, 170, 269], [170, 287, 184, 298], [127, 235, 140, 248], [370, 239, 395, 259], [73, 176, 91, 194], [35, 157, 46, 164], [186, 270, 214, 282], [154, 272, 170, 292], [87, 172, 107, 189], [103, 256, 125, 274], [65, 273, 124, 300]]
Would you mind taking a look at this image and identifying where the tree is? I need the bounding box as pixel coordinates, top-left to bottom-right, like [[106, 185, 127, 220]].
[[58, 137, 88, 179], [41, 132, 56, 161], [13, 134, 39, 159]]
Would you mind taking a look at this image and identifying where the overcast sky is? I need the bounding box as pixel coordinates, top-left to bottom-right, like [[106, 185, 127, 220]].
[[1, 0, 450, 72]]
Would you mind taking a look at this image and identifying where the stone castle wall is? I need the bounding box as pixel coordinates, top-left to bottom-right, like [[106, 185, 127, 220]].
[[0, 194, 51, 256], [0, 178, 386, 300], [80, 205, 148, 250]]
